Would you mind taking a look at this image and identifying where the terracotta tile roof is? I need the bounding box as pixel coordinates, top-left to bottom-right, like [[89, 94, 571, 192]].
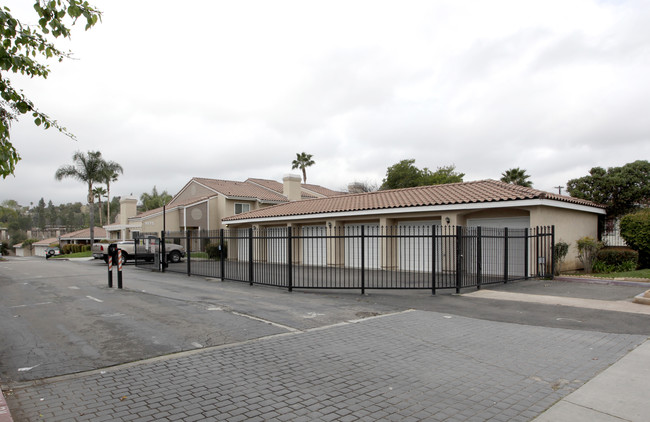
[[223, 179, 605, 222], [34, 237, 59, 246], [246, 178, 346, 198], [192, 178, 288, 202], [60, 227, 107, 239]]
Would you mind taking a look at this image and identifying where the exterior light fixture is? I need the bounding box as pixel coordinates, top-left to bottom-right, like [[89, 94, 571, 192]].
[[445, 217, 451, 224]]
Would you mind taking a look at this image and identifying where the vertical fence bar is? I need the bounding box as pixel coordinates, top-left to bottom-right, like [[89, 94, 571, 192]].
[[360, 225, 365, 295], [476, 226, 483, 290], [503, 227, 509, 283], [287, 227, 293, 292], [160, 230, 166, 273], [220, 229, 225, 280], [248, 228, 254, 285], [455, 226, 462, 294], [524, 227, 529, 279], [431, 225, 437, 295], [550, 225, 555, 279], [186, 230, 191, 276]]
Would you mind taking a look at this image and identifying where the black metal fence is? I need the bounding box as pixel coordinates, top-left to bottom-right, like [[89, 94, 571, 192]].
[[136, 225, 554, 294]]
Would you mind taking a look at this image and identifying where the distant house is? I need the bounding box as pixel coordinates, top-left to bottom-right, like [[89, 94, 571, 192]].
[[223, 179, 606, 272], [59, 227, 108, 247], [105, 175, 346, 241], [33, 237, 59, 257]]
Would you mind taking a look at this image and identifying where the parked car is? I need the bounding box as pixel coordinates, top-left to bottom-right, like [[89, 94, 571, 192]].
[[92, 240, 186, 265], [45, 247, 63, 259]]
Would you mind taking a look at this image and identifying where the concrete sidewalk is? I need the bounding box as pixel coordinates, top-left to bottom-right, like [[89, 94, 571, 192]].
[[534, 340, 650, 422]]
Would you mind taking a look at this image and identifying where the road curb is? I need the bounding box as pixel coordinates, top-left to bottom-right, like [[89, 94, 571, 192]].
[[0, 380, 14, 422], [555, 276, 650, 288]]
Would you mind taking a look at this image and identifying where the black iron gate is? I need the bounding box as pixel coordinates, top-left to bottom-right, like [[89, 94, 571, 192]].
[[136, 225, 554, 294]]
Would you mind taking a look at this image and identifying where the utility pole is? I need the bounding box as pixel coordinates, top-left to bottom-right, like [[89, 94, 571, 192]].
[[554, 186, 563, 195]]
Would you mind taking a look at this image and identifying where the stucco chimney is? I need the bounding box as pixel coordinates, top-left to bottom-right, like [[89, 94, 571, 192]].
[[119, 196, 138, 225], [283, 174, 302, 201]]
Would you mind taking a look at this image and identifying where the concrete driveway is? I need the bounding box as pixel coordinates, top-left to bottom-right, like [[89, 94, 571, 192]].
[[1, 257, 649, 421]]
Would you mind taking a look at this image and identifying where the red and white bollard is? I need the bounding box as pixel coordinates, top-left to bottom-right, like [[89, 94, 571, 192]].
[[117, 250, 123, 289], [107, 254, 113, 288]]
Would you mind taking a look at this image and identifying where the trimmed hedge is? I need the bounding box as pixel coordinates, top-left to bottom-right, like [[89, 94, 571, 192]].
[[205, 241, 228, 259], [593, 248, 638, 273], [62, 244, 92, 254], [620, 209, 650, 268]]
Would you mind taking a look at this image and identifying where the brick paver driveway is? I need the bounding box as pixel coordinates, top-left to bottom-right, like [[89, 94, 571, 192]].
[[6, 310, 644, 422]]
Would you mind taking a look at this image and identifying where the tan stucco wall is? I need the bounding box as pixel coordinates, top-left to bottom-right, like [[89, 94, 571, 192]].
[[140, 208, 182, 234], [169, 181, 214, 206], [527, 206, 599, 271]]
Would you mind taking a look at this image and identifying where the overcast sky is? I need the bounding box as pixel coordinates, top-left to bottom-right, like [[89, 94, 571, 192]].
[[2, 0, 649, 207]]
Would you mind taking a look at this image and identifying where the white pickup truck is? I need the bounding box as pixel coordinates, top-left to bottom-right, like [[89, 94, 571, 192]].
[[92, 240, 186, 264]]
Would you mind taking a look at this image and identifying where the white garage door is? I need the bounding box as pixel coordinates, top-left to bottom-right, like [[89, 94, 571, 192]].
[[302, 225, 327, 266], [267, 227, 287, 264], [398, 221, 441, 272], [344, 224, 380, 269], [237, 228, 250, 262], [466, 217, 530, 277]]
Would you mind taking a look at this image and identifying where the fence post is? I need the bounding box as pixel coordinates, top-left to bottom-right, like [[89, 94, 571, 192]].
[[524, 227, 529, 279], [160, 230, 166, 273], [117, 249, 123, 289], [220, 229, 225, 281], [503, 227, 509, 283], [431, 225, 436, 295], [186, 230, 191, 276], [476, 226, 482, 290], [455, 225, 462, 294], [249, 227, 254, 285], [361, 225, 365, 295], [287, 226, 293, 292], [550, 225, 555, 279]]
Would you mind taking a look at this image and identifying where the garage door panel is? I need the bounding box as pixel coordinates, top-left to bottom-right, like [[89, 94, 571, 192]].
[[398, 221, 441, 272], [302, 225, 326, 266], [466, 217, 529, 277], [344, 224, 379, 269]]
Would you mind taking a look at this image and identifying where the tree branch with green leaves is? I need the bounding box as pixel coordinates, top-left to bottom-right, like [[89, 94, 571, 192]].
[[0, 1, 101, 178]]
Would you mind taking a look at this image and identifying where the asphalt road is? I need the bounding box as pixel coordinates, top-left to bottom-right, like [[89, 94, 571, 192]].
[[1, 256, 648, 387]]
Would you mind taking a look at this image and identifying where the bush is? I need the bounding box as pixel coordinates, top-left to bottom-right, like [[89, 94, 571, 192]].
[[205, 241, 228, 259], [1, 241, 8, 255], [62, 244, 73, 254], [593, 248, 639, 273], [576, 236, 603, 273], [620, 209, 650, 268], [22, 238, 39, 247], [553, 241, 569, 275]]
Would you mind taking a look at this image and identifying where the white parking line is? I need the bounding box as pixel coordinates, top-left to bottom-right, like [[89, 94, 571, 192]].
[[10, 302, 52, 308], [86, 296, 103, 303]]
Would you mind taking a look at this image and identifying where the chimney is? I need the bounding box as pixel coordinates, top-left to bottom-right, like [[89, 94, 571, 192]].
[[283, 174, 302, 201], [119, 196, 138, 225]]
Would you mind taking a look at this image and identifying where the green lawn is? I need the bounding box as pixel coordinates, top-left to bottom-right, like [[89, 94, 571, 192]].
[[53, 251, 92, 259], [585, 269, 650, 280]]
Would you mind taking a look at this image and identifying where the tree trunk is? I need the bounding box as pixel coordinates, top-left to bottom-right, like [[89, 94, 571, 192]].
[[87, 187, 95, 245], [106, 181, 111, 224]]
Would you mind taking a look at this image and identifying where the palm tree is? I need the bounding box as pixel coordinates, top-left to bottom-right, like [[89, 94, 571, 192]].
[[500, 168, 533, 187], [100, 160, 123, 224], [92, 186, 107, 226], [55, 151, 105, 244], [291, 152, 315, 183]]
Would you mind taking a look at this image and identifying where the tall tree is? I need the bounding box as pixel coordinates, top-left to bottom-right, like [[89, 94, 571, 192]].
[[55, 151, 105, 244], [567, 160, 650, 218], [500, 168, 533, 187], [36, 197, 46, 230], [100, 160, 123, 224], [291, 152, 315, 183], [381, 159, 464, 190], [92, 186, 107, 226], [0, 1, 102, 178], [140, 186, 172, 211]]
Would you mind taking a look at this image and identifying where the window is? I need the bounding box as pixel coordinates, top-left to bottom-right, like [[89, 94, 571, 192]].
[[234, 203, 250, 215]]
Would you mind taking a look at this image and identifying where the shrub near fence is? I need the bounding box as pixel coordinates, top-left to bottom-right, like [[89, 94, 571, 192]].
[[149, 225, 555, 294]]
